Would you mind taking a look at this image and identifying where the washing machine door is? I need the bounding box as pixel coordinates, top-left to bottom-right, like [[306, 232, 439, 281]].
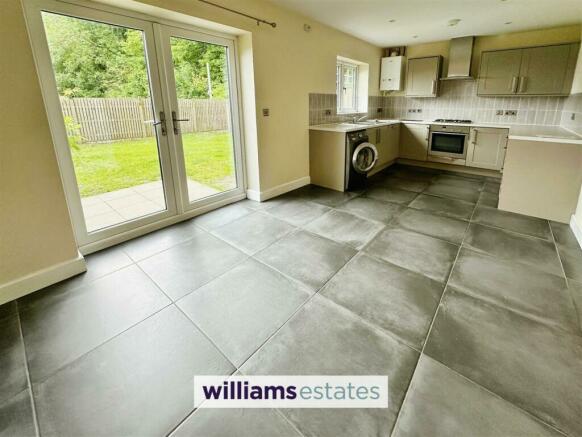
[[352, 142, 378, 174]]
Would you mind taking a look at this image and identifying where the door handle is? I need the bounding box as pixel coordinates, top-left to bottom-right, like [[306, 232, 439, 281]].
[[172, 110, 190, 135], [511, 76, 518, 93], [145, 111, 167, 136], [518, 76, 527, 93]]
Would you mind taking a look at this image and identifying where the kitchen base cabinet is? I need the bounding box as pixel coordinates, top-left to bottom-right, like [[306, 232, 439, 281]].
[[499, 139, 582, 223], [375, 124, 400, 167], [400, 123, 429, 161], [466, 127, 508, 170]]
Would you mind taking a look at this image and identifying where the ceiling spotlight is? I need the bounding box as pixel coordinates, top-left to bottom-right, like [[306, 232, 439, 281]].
[[448, 18, 461, 27], [505, 21, 512, 24], [388, 19, 396, 23], [412, 35, 418, 39]]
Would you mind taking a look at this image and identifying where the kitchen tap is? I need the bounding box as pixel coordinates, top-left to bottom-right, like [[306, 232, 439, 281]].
[[352, 115, 368, 123]]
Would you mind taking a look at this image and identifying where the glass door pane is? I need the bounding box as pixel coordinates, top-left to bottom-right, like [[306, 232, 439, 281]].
[[41, 12, 170, 232], [166, 35, 238, 203]]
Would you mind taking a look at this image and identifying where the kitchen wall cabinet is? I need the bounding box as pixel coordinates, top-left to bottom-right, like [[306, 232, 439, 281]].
[[380, 56, 404, 91], [477, 49, 522, 95], [400, 123, 429, 161], [405, 56, 441, 98], [466, 127, 508, 170], [477, 43, 579, 96]]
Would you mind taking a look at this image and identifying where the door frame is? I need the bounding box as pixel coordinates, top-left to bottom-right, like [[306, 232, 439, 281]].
[[23, 0, 247, 253], [154, 23, 246, 214]]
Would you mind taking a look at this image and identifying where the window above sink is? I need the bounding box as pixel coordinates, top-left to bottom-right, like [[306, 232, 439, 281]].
[[336, 56, 369, 115]]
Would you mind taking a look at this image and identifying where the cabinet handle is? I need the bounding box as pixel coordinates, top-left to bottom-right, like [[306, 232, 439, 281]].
[[518, 76, 527, 93], [431, 80, 437, 95], [511, 76, 519, 93]]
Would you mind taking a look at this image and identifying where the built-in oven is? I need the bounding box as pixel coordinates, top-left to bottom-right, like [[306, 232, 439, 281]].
[[428, 124, 470, 165]]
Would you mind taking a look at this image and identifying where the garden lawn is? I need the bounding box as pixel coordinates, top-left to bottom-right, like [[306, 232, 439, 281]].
[[72, 131, 234, 197]]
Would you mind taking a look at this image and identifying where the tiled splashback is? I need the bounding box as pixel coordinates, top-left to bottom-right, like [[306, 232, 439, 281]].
[[309, 81, 573, 128], [385, 81, 565, 126], [309, 94, 387, 125], [560, 94, 582, 135]]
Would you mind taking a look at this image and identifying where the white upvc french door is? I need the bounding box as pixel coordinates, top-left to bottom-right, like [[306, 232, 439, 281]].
[[154, 24, 246, 213], [24, 0, 246, 252]]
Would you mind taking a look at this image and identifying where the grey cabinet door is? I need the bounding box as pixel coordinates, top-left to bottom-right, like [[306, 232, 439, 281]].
[[518, 43, 579, 95], [405, 57, 441, 97], [466, 127, 508, 170], [477, 49, 522, 96], [400, 123, 429, 161]]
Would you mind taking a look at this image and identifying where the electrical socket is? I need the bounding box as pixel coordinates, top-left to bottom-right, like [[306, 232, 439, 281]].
[[377, 107, 383, 113], [325, 109, 332, 115], [496, 110, 503, 115], [262, 108, 270, 116], [505, 110, 517, 116]]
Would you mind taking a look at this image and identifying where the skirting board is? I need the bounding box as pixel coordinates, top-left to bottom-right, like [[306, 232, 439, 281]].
[[0, 253, 86, 305], [570, 214, 582, 250], [247, 176, 310, 202]]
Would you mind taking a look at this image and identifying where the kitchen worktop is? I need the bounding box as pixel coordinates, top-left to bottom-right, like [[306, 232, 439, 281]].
[[309, 119, 582, 144]]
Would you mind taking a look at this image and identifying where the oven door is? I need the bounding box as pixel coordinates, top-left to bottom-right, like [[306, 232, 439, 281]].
[[429, 131, 468, 159]]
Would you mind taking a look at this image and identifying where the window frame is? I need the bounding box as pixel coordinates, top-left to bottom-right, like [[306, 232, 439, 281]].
[[336, 60, 359, 114]]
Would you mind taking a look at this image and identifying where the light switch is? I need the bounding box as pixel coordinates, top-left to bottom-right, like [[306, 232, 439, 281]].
[[262, 108, 270, 116]]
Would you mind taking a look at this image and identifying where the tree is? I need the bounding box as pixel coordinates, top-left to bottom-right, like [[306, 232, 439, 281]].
[[43, 12, 229, 100]]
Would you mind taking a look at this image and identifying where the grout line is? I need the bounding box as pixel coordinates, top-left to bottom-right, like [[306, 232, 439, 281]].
[[273, 408, 307, 437], [389, 194, 477, 436], [548, 223, 582, 333], [14, 301, 41, 437]]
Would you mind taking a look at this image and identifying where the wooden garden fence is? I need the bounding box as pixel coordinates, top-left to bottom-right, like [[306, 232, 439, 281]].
[[60, 97, 229, 143]]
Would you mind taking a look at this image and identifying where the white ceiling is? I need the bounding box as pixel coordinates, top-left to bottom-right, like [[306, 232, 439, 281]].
[[270, 0, 582, 46]]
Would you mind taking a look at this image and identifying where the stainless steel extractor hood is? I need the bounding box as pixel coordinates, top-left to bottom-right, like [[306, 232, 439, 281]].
[[441, 36, 475, 80]]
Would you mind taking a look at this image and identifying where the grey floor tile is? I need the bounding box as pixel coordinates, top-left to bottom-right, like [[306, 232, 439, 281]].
[[237, 199, 274, 211], [463, 224, 563, 276], [450, 249, 578, 333], [392, 208, 468, 244], [569, 280, 582, 330], [550, 221, 580, 249], [391, 167, 437, 182], [433, 174, 485, 191], [170, 409, 300, 437], [376, 176, 429, 193], [393, 355, 562, 437], [211, 212, 295, 255], [296, 185, 359, 207], [0, 390, 37, 437], [365, 186, 418, 205], [477, 191, 499, 208], [34, 306, 234, 437], [33, 246, 134, 295], [138, 232, 247, 301], [241, 296, 419, 437], [321, 254, 443, 349], [0, 301, 16, 324], [409, 194, 475, 220], [335, 197, 404, 224], [305, 210, 384, 250], [255, 230, 356, 291], [265, 198, 330, 226], [365, 227, 459, 283], [557, 244, 582, 282], [0, 313, 27, 404], [424, 182, 480, 203], [192, 203, 253, 231], [424, 290, 582, 436], [121, 220, 205, 261], [482, 181, 501, 193], [177, 259, 310, 366], [20, 265, 170, 382], [472, 205, 552, 240]]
